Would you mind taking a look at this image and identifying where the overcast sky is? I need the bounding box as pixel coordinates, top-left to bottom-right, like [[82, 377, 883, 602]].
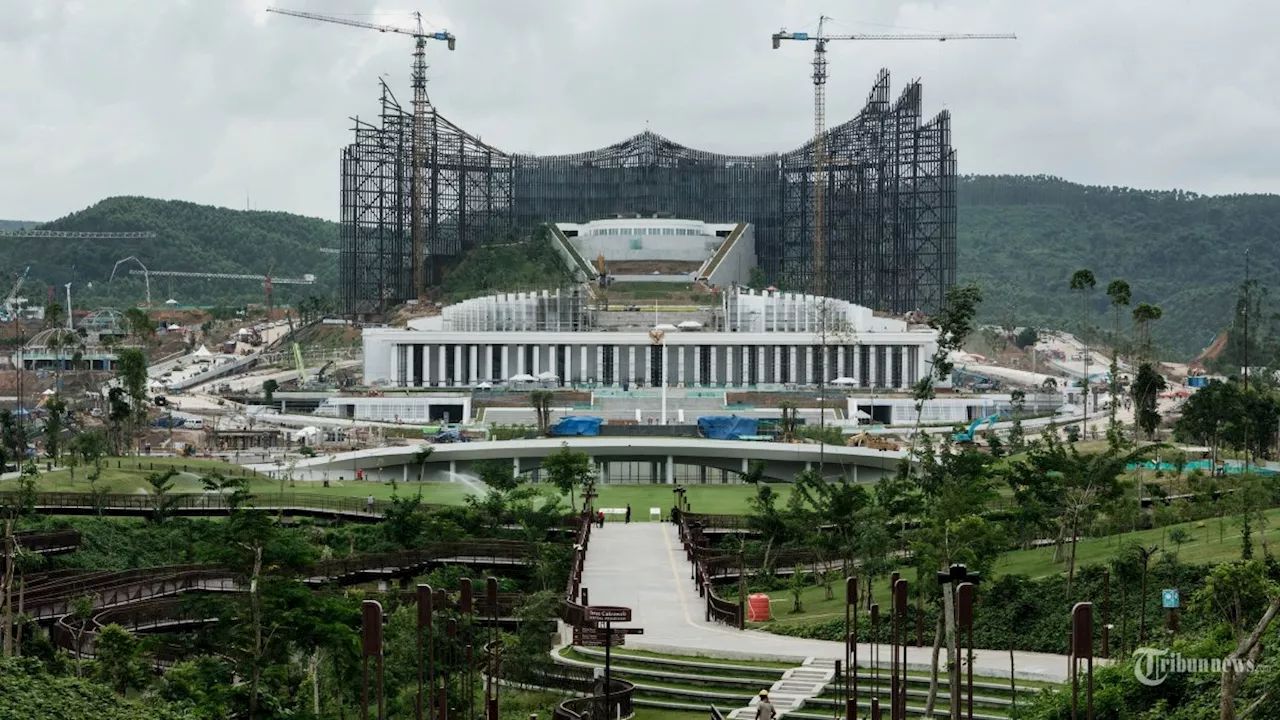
[[1, 0, 1275, 222]]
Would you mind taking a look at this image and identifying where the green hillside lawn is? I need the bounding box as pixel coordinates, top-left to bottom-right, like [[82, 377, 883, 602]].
[[0, 456, 773, 512]]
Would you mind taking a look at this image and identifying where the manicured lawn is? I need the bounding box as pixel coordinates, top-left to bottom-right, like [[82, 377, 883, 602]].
[[592, 484, 782, 519], [993, 507, 1280, 578]]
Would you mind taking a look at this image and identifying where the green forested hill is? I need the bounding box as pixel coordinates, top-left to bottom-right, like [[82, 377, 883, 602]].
[[0, 196, 338, 308], [956, 175, 1280, 359]]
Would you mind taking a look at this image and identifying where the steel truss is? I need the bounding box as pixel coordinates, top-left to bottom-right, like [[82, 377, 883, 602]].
[[340, 70, 954, 317]]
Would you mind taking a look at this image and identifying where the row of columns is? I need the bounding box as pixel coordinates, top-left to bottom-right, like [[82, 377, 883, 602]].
[[396, 342, 918, 389]]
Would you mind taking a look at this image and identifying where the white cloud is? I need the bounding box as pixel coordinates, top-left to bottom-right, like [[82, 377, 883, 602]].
[[0, 0, 1275, 221]]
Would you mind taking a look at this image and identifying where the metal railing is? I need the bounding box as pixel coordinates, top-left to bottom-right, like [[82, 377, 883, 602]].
[[307, 540, 535, 582], [0, 490, 446, 519], [12, 528, 81, 555]]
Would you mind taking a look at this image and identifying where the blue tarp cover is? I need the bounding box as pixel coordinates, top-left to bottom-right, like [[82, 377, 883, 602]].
[[551, 416, 604, 436], [697, 415, 759, 440]]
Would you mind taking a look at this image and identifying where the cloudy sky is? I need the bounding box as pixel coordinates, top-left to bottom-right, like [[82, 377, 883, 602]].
[[1, 0, 1274, 222]]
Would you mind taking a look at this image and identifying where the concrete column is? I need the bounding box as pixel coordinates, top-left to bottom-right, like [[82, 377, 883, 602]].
[[438, 345, 448, 387], [563, 346, 572, 386], [614, 345, 623, 387], [666, 455, 675, 484], [516, 344, 525, 375], [789, 346, 799, 384], [710, 346, 718, 387], [402, 465, 408, 483], [628, 346, 636, 385], [804, 346, 813, 386], [596, 346, 604, 384], [601, 461, 611, 484], [449, 459, 457, 477], [741, 457, 748, 474], [772, 345, 781, 384], [422, 344, 431, 387], [678, 346, 686, 386], [580, 346, 588, 383], [837, 344, 846, 380], [533, 345, 541, 375], [693, 346, 702, 387], [453, 345, 463, 385], [852, 344, 861, 386], [725, 345, 734, 387], [758, 345, 766, 385], [484, 345, 493, 381], [468, 345, 479, 383], [513, 457, 520, 476], [868, 346, 877, 388], [502, 345, 510, 381]]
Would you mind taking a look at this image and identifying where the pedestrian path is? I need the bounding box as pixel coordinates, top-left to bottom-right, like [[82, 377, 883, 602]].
[[727, 658, 834, 719], [577, 522, 1071, 683]]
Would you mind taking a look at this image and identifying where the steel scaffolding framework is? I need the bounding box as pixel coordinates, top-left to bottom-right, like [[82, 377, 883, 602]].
[[340, 70, 955, 317]]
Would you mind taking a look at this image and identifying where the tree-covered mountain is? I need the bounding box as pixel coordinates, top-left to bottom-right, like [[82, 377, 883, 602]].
[[0, 196, 338, 309], [957, 175, 1280, 360]]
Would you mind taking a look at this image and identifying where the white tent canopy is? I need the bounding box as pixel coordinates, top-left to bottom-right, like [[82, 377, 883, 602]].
[[677, 320, 703, 330], [192, 345, 213, 357], [41, 388, 56, 396], [536, 371, 558, 381], [832, 377, 857, 386], [476, 381, 493, 389], [507, 373, 536, 383], [292, 426, 322, 442], [653, 323, 677, 331]]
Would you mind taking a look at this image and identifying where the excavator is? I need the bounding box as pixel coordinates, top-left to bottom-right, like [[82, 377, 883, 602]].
[[953, 414, 1000, 444], [846, 432, 901, 451]]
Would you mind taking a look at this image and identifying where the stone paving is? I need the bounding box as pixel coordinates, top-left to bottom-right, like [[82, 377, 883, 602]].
[[577, 522, 1072, 683]]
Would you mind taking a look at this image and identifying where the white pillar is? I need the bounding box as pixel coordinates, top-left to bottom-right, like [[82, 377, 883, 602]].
[[516, 344, 525, 375], [533, 345, 541, 375], [837, 345, 846, 380], [758, 346, 766, 385], [628, 346, 636, 385], [710, 346, 718, 387], [772, 345, 781, 384], [422, 345, 431, 387], [666, 454, 675, 484], [789, 346, 799, 383], [453, 345, 463, 385], [563, 345, 572, 386], [614, 345, 622, 387], [661, 342, 669, 424], [678, 346, 686, 386], [483, 345, 493, 381], [501, 345, 510, 381], [596, 346, 604, 384], [726, 346, 734, 387], [580, 346, 588, 383], [438, 345, 448, 387], [804, 346, 813, 386], [469, 345, 479, 384], [693, 346, 702, 387], [869, 345, 878, 388]]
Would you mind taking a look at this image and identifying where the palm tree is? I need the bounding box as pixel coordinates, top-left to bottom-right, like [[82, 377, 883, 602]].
[[1131, 303, 1163, 364], [413, 446, 434, 485], [1069, 269, 1097, 434], [1105, 279, 1131, 432]]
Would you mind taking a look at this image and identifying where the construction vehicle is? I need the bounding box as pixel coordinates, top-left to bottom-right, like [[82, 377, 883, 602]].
[[0, 266, 29, 322], [772, 19, 1014, 296], [953, 414, 1000, 444], [845, 432, 900, 451]]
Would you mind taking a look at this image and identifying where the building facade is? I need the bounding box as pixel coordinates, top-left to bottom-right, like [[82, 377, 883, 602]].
[[363, 288, 940, 390], [341, 70, 955, 317]]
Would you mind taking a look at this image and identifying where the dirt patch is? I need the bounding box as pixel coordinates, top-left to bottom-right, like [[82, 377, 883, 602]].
[[608, 260, 703, 274]]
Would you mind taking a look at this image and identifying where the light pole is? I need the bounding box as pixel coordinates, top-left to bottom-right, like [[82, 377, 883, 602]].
[[650, 328, 667, 425], [64, 283, 72, 330]]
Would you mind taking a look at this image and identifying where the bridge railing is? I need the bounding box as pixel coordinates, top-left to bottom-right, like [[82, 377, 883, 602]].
[[12, 528, 81, 555], [307, 540, 534, 581], [1, 490, 449, 518]]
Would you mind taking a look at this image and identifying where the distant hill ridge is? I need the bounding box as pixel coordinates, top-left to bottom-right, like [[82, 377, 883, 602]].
[[956, 175, 1280, 359], [6, 179, 1278, 356]]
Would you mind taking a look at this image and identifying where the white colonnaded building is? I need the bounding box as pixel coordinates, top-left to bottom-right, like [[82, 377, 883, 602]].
[[362, 286, 941, 391]]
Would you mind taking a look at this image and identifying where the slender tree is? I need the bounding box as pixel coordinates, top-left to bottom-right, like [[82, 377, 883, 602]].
[[1132, 302, 1164, 364], [1069, 269, 1097, 435], [1105, 279, 1131, 432]]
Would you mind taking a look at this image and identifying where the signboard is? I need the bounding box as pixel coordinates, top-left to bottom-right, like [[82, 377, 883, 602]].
[[585, 606, 633, 623], [573, 627, 640, 646], [1161, 589, 1180, 609]]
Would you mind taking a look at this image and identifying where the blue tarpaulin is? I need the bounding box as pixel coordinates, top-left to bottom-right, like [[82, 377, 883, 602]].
[[697, 415, 759, 440], [551, 416, 604, 437]]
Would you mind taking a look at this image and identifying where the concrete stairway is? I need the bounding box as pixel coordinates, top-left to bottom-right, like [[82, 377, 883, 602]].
[[728, 658, 834, 719]]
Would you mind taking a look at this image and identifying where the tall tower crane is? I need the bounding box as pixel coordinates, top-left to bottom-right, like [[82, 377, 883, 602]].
[[772, 18, 1015, 297], [266, 7, 456, 301]]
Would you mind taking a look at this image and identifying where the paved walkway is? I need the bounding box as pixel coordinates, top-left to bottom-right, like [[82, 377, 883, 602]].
[[577, 523, 1072, 683]]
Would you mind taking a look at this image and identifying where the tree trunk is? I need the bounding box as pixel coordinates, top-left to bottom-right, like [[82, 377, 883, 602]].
[[1220, 596, 1280, 720], [311, 650, 322, 716], [1067, 510, 1082, 599], [1052, 519, 1069, 564], [924, 609, 944, 717], [249, 544, 264, 719], [943, 584, 959, 720], [2, 519, 13, 659]]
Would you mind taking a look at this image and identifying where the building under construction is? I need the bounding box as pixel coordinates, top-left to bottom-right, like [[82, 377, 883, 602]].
[[340, 70, 955, 318]]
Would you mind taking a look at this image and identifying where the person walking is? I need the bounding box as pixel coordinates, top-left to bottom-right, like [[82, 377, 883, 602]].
[[597, 509, 605, 528], [366, 494, 375, 513], [625, 504, 631, 524], [755, 690, 776, 720]]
